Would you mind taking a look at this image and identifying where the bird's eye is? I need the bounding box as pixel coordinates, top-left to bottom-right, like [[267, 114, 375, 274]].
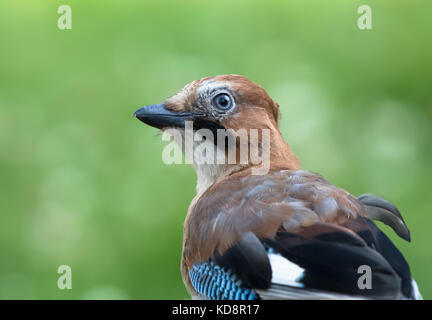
[[212, 93, 233, 110]]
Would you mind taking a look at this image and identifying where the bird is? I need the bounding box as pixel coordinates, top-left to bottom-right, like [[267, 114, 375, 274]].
[[134, 74, 422, 300]]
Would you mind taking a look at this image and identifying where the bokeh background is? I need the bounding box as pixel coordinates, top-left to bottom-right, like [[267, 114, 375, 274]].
[[0, 0, 431, 299]]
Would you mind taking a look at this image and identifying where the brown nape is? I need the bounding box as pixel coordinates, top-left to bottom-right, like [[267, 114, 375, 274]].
[[221, 105, 301, 173]]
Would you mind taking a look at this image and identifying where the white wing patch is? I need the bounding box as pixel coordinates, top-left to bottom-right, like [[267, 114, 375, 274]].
[[268, 253, 305, 287], [411, 279, 423, 300]]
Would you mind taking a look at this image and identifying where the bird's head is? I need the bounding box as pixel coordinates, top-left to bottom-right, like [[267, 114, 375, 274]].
[[134, 75, 300, 192]]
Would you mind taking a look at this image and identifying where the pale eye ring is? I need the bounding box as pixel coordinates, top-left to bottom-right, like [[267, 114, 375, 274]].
[[212, 93, 233, 110]]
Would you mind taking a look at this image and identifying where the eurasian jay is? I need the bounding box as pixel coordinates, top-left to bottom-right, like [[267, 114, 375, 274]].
[[134, 74, 422, 300]]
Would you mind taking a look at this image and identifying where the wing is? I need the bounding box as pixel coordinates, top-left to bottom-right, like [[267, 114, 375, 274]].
[[188, 219, 415, 300], [358, 193, 411, 242], [184, 170, 421, 300], [260, 221, 404, 299]]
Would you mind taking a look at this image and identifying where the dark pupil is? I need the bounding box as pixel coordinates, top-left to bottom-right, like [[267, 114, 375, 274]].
[[217, 95, 229, 107]]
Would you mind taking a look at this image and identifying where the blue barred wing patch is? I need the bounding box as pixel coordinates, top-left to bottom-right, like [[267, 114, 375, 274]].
[[189, 261, 257, 300]]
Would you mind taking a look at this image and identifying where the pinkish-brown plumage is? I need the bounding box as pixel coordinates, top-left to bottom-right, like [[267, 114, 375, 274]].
[[134, 75, 418, 300], [181, 168, 368, 294]]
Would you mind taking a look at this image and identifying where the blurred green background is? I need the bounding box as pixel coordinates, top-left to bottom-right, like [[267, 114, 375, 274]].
[[0, 0, 431, 299]]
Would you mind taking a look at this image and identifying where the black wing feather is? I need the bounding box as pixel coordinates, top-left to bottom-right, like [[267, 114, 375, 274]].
[[262, 226, 402, 299], [214, 232, 272, 289], [349, 219, 414, 298], [358, 194, 411, 242], [197, 195, 415, 299]]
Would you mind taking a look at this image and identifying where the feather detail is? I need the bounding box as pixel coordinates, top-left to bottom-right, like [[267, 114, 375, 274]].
[[189, 261, 257, 300], [358, 194, 411, 242], [267, 252, 304, 288]]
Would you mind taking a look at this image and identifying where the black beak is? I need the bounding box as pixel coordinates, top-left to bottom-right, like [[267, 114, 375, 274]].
[[133, 103, 195, 129]]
